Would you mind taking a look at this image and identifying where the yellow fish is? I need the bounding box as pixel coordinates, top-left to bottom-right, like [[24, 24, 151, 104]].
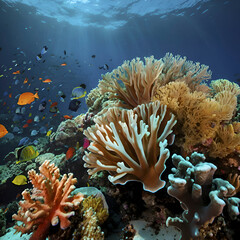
[[29, 113, 32, 117], [15, 145, 39, 164], [12, 175, 27, 185], [71, 84, 87, 100], [0, 75, 3, 77], [46, 130, 52, 137]]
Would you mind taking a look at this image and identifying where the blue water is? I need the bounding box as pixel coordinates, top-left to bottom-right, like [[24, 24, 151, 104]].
[[0, 0, 240, 238]]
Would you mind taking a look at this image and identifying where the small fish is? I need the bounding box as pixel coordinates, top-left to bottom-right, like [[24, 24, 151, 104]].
[[12, 175, 27, 185], [50, 102, 58, 107], [46, 130, 52, 137], [9, 93, 12, 98], [61, 63, 67, 66], [23, 77, 28, 84], [39, 77, 42, 80], [28, 68, 31, 71], [63, 115, 73, 120], [71, 84, 87, 100], [17, 92, 39, 105], [13, 70, 20, 74], [83, 138, 90, 149], [22, 123, 29, 128], [0, 124, 8, 138], [42, 79, 52, 83], [98, 64, 109, 70], [64, 50, 66, 55], [41, 46, 48, 55], [91, 55, 96, 58], [26, 119, 33, 124], [15, 145, 39, 164], [36, 54, 42, 61], [68, 99, 81, 112], [66, 147, 76, 160]]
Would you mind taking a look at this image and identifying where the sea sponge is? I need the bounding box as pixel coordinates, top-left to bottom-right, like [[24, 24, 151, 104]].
[[83, 101, 177, 192]]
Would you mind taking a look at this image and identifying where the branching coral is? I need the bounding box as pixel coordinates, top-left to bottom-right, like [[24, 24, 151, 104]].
[[83, 101, 177, 192], [154, 52, 211, 91], [12, 160, 84, 240], [98, 53, 211, 110], [99, 56, 164, 109], [166, 152, 240, 240]]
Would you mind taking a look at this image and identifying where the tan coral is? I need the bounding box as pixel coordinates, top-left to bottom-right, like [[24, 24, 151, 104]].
[[99, 56, 164, 109], [12, 160, 84, 240], [209, 123, 240, 158], [83, 101, 177, 193], [154, 52, 211, 91], [228, 173, 240, 195]]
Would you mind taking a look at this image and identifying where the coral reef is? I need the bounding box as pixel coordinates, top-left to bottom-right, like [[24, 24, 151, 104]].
[[83, 101, 176, 192], [166, 152, 240, 240], [12, 160, 84, 240], [50, 119, 82, 146], [74, 112, 95, 131]]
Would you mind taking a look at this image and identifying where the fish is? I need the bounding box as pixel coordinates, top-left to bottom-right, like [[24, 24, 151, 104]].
[[41, 46, 48, 55], [31, 130, 38, 136], [64, 50, 66, 55], [26, 119, 33, 124], [34, 115, 40, 122], [46, 129, 52, 137], [71, 84, 87, 100], [68, 99, 81, 112], [49, 106, 59, 113], [42, 79, 52, 83], [61, 63, 67, 66], [18, 137, 31, 147], [36, 54, 42, 61], [98, 64, 109, 70], [9, 93, 12, 98], [22, 124, 29, 128], [50, 102, 58, 107], [0, 124, 8, 138], [66, 147, 76, 160], [17, 92, 39, 105], [63, 115, 73, 120], [91, 55, 96, 58], [83, 138, 90, 149], [23, 77, 28, 84], [12, 175, 27, 185], [13, 70, 20, 74], [15, 145, 39, 164]]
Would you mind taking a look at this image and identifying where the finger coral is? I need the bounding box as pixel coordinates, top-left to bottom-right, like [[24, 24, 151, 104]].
[[83, 101, 177, 192], [12, 160, 84, 240], [167, 152, 240, 240]]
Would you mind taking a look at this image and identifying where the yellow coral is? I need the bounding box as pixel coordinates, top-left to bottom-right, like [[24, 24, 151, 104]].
[[80, 207, 104, 240], [209, 123, 240, 158], [81, 196, 108, 225]]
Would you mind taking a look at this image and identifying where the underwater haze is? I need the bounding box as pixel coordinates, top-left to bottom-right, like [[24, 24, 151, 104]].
[[1, 0, 240, 239]]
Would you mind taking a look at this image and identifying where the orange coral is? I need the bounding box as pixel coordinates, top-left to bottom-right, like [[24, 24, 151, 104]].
[[12, 160, 84, 240]]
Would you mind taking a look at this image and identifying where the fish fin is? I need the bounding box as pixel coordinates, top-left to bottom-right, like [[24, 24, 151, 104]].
[[80, 84, 86, 89], [34, 92, 39, 99]]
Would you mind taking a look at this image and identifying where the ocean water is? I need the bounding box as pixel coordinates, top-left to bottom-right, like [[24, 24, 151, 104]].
[[0, 0, 240, 239]]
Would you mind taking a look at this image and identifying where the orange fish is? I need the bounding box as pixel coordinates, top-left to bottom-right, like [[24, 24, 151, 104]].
[[61, 63, 67, 66], [23, 124, 29, 128], [9, 93, 12, 98], [63, 115, 73, 120], [48, 99, 52, 102], [17, 92, 39, 105], [53, 114, 57, 117], [50, 102, 58, 107], [3, 102, 6, 106], [0, 124, 8, 138], [39, 77, 42, 80], [13, 70, 20, 74], [42, 79, 52, 83], [23, 78, 28, 84], [66, 147, 76, 160], [26, 119, 33, 124]]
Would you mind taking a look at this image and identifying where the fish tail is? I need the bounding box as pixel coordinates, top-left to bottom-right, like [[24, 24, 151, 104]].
[[34, 92, 39, 99]]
